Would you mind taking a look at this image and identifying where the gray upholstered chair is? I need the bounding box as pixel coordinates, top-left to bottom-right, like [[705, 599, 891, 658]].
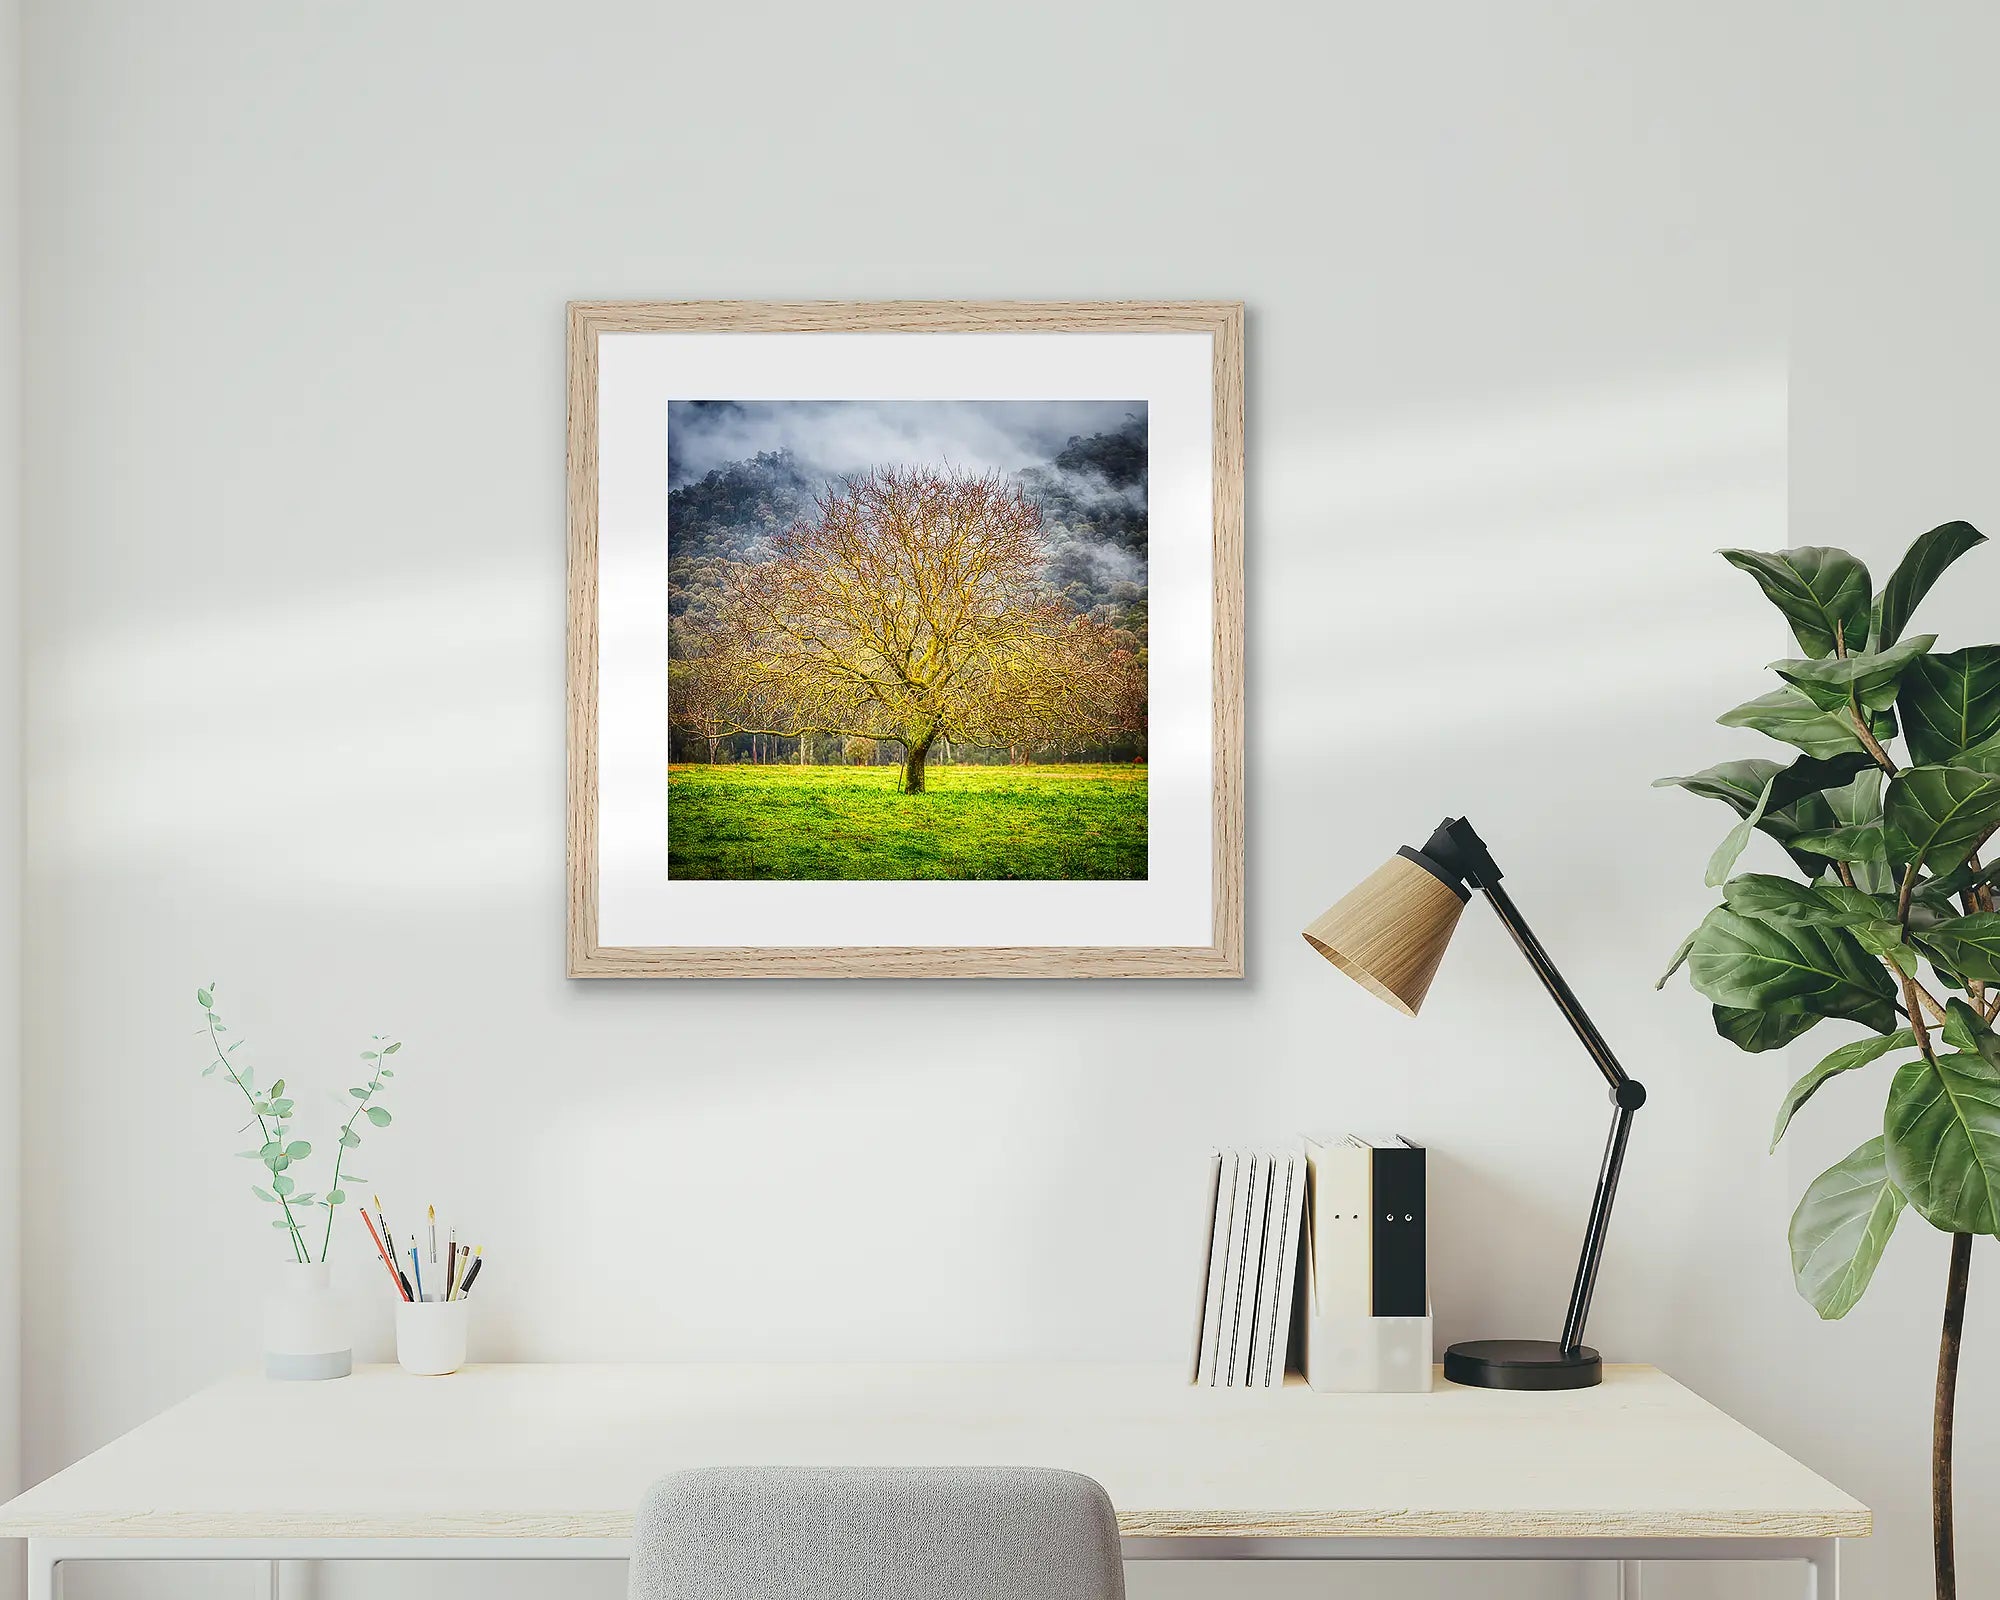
[[628, 1465, 1126, 1600]]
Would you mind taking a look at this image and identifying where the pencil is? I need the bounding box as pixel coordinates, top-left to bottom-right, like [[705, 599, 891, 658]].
[[410, 1237, 425, 1302], [360, 1210, 410, 1301], [459, 1248, 483, 1297], [447, 1234, 458, 1302], [428, 1205, 437, 1268]]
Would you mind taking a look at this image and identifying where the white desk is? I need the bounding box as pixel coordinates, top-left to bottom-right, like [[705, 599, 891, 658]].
[[0, 1363, 1865, 1598]]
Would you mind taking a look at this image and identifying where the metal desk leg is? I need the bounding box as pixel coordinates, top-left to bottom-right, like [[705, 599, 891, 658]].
[[1805, 1538, 1839, 1599], [1617, 1559, 1642, 1598]]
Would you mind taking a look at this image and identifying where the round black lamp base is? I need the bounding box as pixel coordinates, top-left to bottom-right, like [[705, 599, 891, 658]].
[[1443, 1338, 1602, 1390]]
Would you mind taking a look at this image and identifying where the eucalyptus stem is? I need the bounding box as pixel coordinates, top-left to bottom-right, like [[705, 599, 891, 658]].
[[207, 1010, 308, 1263], [318, 1077, 380, 1262]]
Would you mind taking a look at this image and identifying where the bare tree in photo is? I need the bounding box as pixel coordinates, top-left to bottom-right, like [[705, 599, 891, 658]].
[[704, 466, 1143, 793]]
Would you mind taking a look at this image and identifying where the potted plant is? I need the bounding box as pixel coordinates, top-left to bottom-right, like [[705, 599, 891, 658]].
[[1658, 521, 1999, 1599], [196, 984, 404, 1378]]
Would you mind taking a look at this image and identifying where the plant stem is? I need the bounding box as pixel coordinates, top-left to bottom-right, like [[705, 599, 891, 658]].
[[1934, 1232, 1971, 1600], [319, 1076, 379, 1262], [208, 1012, 308, 1262], [1850, 694, 1900, 776]]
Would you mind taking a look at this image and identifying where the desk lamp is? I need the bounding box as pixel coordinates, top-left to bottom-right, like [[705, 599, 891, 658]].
[[1301, 817, 1646, 1390]]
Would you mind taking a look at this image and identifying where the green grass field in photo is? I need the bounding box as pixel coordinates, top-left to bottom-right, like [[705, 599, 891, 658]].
[[666, 764, 1148, 881]]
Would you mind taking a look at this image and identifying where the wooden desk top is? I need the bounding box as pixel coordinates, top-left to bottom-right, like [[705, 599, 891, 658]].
[[0, 1363, 1869, 1542]]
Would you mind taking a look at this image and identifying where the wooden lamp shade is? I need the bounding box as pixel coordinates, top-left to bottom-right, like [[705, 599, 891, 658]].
[[1301, 851, 1467, 1017]]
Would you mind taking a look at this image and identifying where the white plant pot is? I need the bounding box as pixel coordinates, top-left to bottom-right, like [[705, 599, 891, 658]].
[[262, 1261, 351, 1381], [396, 1299, 470, 1376]]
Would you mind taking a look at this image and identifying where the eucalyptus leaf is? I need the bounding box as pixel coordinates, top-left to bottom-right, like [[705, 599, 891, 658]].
[[1773, 634, 1936, 714], [365, 1106, 392, 1127], [383, 1042, 401, 1054], [1913, 914, 2000, 984], [267, 1097, 294, 1116], [339, 1128, 361, 1148], [328, 1190, 345, 1205], [1706, 775, 1776, 887], [1874, 520, 1986, 648], [1718, 687, 1867, 759], [1688, 905, 1897, 1031], [251, 1185, 275, 1202], [285, 1140, 310, 1160], [1721, 546, 1872, 659], [1713, 1002, 1816, 1052], [1882, 764, 2000, 876], [1884, 1048, 2000, 1234], [1773, 1031, 1917, 1149], [1789, 1137, 1905, 1319], [197, 988, 213, 1008], [272, 1174, 294, 1196], [1899, 647, 2000, 765]]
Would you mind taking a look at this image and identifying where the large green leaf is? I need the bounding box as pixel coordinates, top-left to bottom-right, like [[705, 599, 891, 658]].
[[1773, 1031, 1917, 1150], [1718, 688, 1868, 759], [1914, 913, 2000, 985], [1882, 764, 2000, 876], [1883, 1047, 2000, 1234], [1789, 1138, 1905, 1319], [1786, 825, 1888, 864], [1657, 926, 1699, 989], [1942, 998, 2000, 1060], [1951, 729, 2000, 777], [1723, 874, 1877, 926], [1899, 647, 2000, 765], [1773, 635, 1936, 714], [1721, 546, 1872, 659], [1687, 905, 1898, 1032], [1713, 1002, 1816, 1052], [1723, 875, 1911, 972], [1874, 520, 1986, 648], [1655, 754, 1871, 878], [1705, 775, 1775, 887]]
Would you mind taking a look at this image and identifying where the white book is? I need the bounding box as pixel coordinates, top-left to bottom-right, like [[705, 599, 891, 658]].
[[1188, 1152, 1226, 1385], [1211, 1150, 1258, 1387], [1257, 1152, 1307, 1387], [1305, 1135, 1372, 1319], [1229, 1153, 1275, 1387]]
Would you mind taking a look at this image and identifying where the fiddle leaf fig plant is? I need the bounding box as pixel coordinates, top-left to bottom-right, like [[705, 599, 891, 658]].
[[1659, 520, 1995, 1600]]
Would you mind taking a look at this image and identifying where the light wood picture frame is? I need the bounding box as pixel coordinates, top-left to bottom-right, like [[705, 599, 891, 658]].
[[567, 300, 1243, 977]]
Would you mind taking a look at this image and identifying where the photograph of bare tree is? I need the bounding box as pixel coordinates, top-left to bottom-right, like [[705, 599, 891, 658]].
[[665, 400, 1148, 880]]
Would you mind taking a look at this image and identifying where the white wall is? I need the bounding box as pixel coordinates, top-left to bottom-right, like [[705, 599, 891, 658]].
[[17, 3, 1989, 1598]]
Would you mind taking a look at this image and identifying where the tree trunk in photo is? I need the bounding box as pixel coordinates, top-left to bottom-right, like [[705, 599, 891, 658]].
[[1935, 1232, 1972, 1600], [902, 733, 936, 794]]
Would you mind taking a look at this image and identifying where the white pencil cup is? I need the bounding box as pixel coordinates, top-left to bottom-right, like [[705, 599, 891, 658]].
[[395, 1299, 470, 1376]]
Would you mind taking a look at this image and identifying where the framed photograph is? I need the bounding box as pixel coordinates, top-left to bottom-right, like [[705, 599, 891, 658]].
[[566, 301, 1242, 977]]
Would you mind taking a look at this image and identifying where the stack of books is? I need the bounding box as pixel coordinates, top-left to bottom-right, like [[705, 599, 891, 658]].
[[1188, 1149, 1306, 1388], [1188, 1136, 1428, 1389], [1302, 1134, 1427, 1319]]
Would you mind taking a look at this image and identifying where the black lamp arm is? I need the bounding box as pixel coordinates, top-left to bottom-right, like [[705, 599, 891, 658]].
[[1426, 819, 1647, 1359]]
